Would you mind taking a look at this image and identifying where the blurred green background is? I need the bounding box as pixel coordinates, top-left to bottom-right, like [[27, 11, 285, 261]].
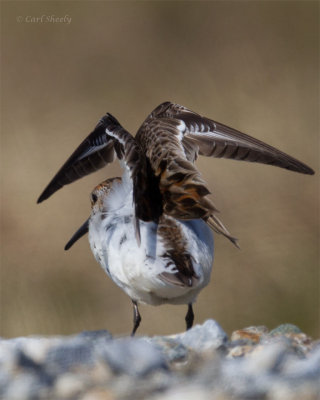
[[1, 1, 319, 339]]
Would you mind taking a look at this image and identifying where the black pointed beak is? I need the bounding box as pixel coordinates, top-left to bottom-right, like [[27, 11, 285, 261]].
[[64, 219, 89, 250]]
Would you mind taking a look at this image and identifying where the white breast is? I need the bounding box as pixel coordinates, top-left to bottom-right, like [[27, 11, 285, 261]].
[[88, 178, 214, 306]]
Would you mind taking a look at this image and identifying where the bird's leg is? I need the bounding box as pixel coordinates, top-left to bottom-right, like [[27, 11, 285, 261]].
[[185, 303, 194, 330], [131, 300, 141, 336]]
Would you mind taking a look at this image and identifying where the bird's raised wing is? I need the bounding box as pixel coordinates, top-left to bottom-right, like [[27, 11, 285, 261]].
[[135, 102, 314, 245], [144, 101, 314, 174], [37, 113, 141, 203], [136, 115, 238, 245]]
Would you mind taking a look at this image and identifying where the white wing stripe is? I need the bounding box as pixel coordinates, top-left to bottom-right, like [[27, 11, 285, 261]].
[[176, 120, 186, 140], [77, 143, 108, 161], [105, 128, 127, 147], [186, 128, 239, 142]]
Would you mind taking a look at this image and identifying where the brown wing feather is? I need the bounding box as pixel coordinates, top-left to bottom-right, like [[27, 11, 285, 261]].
[[136, 112, 238, 245], [136, 118, 218, 223], [38, 113, 139, 203], [145, 102, 314, 175]]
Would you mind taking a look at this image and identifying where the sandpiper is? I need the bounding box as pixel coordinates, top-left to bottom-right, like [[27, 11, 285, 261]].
[[38, 102, 314, 335]]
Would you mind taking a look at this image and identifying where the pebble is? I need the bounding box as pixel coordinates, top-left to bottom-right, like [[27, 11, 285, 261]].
[[98, 338, 168, 376]]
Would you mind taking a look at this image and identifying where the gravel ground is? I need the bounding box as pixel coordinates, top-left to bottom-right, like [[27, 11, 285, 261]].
[[1, 320, 319, 400]]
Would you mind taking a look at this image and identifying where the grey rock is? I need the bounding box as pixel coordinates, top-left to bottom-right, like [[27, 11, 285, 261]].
[[98, 337, 168, 377], [46, 339, 95, 374], [169, 319, 228, 352], [4, 373, 49, 400], [282, 344, 320, 380], [270, 323, 302, 336], [146, 337, 189, 363]]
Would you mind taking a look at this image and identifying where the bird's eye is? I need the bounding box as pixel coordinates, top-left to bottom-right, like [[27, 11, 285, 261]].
[[91, 193, 98, 204]]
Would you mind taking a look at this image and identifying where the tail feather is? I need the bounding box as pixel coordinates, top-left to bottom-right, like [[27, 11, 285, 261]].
[[206, 214, 239, 248]]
